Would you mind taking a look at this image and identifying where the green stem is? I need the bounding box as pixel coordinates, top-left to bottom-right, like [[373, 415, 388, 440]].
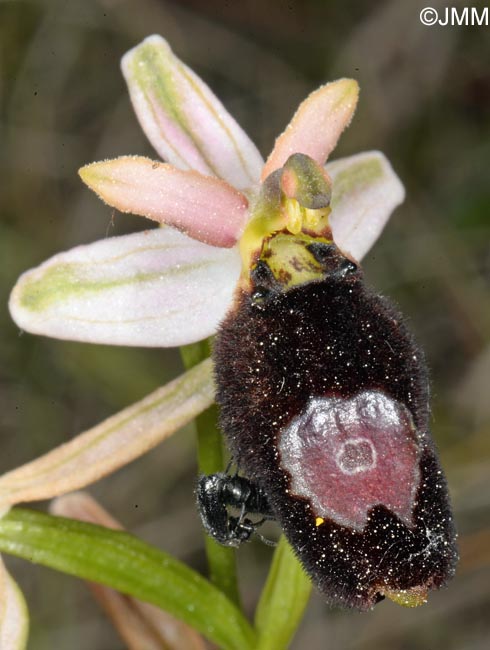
[[255, 536, 312, 650], [180, 341, 240, 607]]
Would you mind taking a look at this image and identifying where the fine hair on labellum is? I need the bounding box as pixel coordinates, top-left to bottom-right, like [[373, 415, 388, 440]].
[[214, 244, 458, 610]]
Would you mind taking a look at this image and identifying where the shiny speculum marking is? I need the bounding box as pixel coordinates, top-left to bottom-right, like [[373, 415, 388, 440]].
[[336, 437, 377, 475], [279, 390, 421, 530]]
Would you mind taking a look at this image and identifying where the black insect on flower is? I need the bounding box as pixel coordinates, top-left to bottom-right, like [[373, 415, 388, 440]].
[[201, 153, 458, 611]]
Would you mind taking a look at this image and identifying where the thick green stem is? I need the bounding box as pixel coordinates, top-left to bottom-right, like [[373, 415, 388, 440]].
[[180, 341, 240, 607]]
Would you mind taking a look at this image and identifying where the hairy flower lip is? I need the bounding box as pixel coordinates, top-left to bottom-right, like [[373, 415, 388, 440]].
[[1, 37, 409, 643]]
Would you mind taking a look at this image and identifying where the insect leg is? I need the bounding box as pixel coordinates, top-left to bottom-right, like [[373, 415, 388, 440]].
[[196, 473, 276, 547]]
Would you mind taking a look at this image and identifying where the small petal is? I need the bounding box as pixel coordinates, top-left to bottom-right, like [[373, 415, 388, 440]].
[[79, 156, 249, 248], [327, 151, 405, 261], [9, 228, 240, 347], [262, 79, 359, 181], [51, 494, 206, 650], [0, 358, 214, 507], [122, 35, 264, 190], [0, 560, 29, 650]]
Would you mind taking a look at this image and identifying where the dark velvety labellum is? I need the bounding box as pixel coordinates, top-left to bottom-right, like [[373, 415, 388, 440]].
[[214, 245, 458, 610]]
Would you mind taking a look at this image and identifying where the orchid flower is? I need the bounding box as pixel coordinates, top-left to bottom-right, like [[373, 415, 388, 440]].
[[9, 35, 404, 350], [3, 34, 406, 509], [1, 36, 405, 647]]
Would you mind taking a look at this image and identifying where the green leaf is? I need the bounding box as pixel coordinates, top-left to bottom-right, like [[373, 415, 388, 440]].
[[255, 536, 312, 650], [0, 509, 255, 650], [0, 358, 214, 509]]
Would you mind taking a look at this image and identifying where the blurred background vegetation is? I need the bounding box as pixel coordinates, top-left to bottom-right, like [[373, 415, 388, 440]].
[[1, 0, 489, 648]]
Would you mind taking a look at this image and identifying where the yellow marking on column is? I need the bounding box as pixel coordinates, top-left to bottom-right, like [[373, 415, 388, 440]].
[[239, 197, 331, 278], [315, 517, 325, 527]]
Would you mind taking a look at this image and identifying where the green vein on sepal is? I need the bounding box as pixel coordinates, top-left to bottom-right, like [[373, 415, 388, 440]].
[[18, 259, 213, 313], [331, 157, 383, 206]]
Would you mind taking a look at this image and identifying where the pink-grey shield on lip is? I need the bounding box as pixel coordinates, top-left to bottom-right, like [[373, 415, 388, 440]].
[[279, 390, 421, 531]]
